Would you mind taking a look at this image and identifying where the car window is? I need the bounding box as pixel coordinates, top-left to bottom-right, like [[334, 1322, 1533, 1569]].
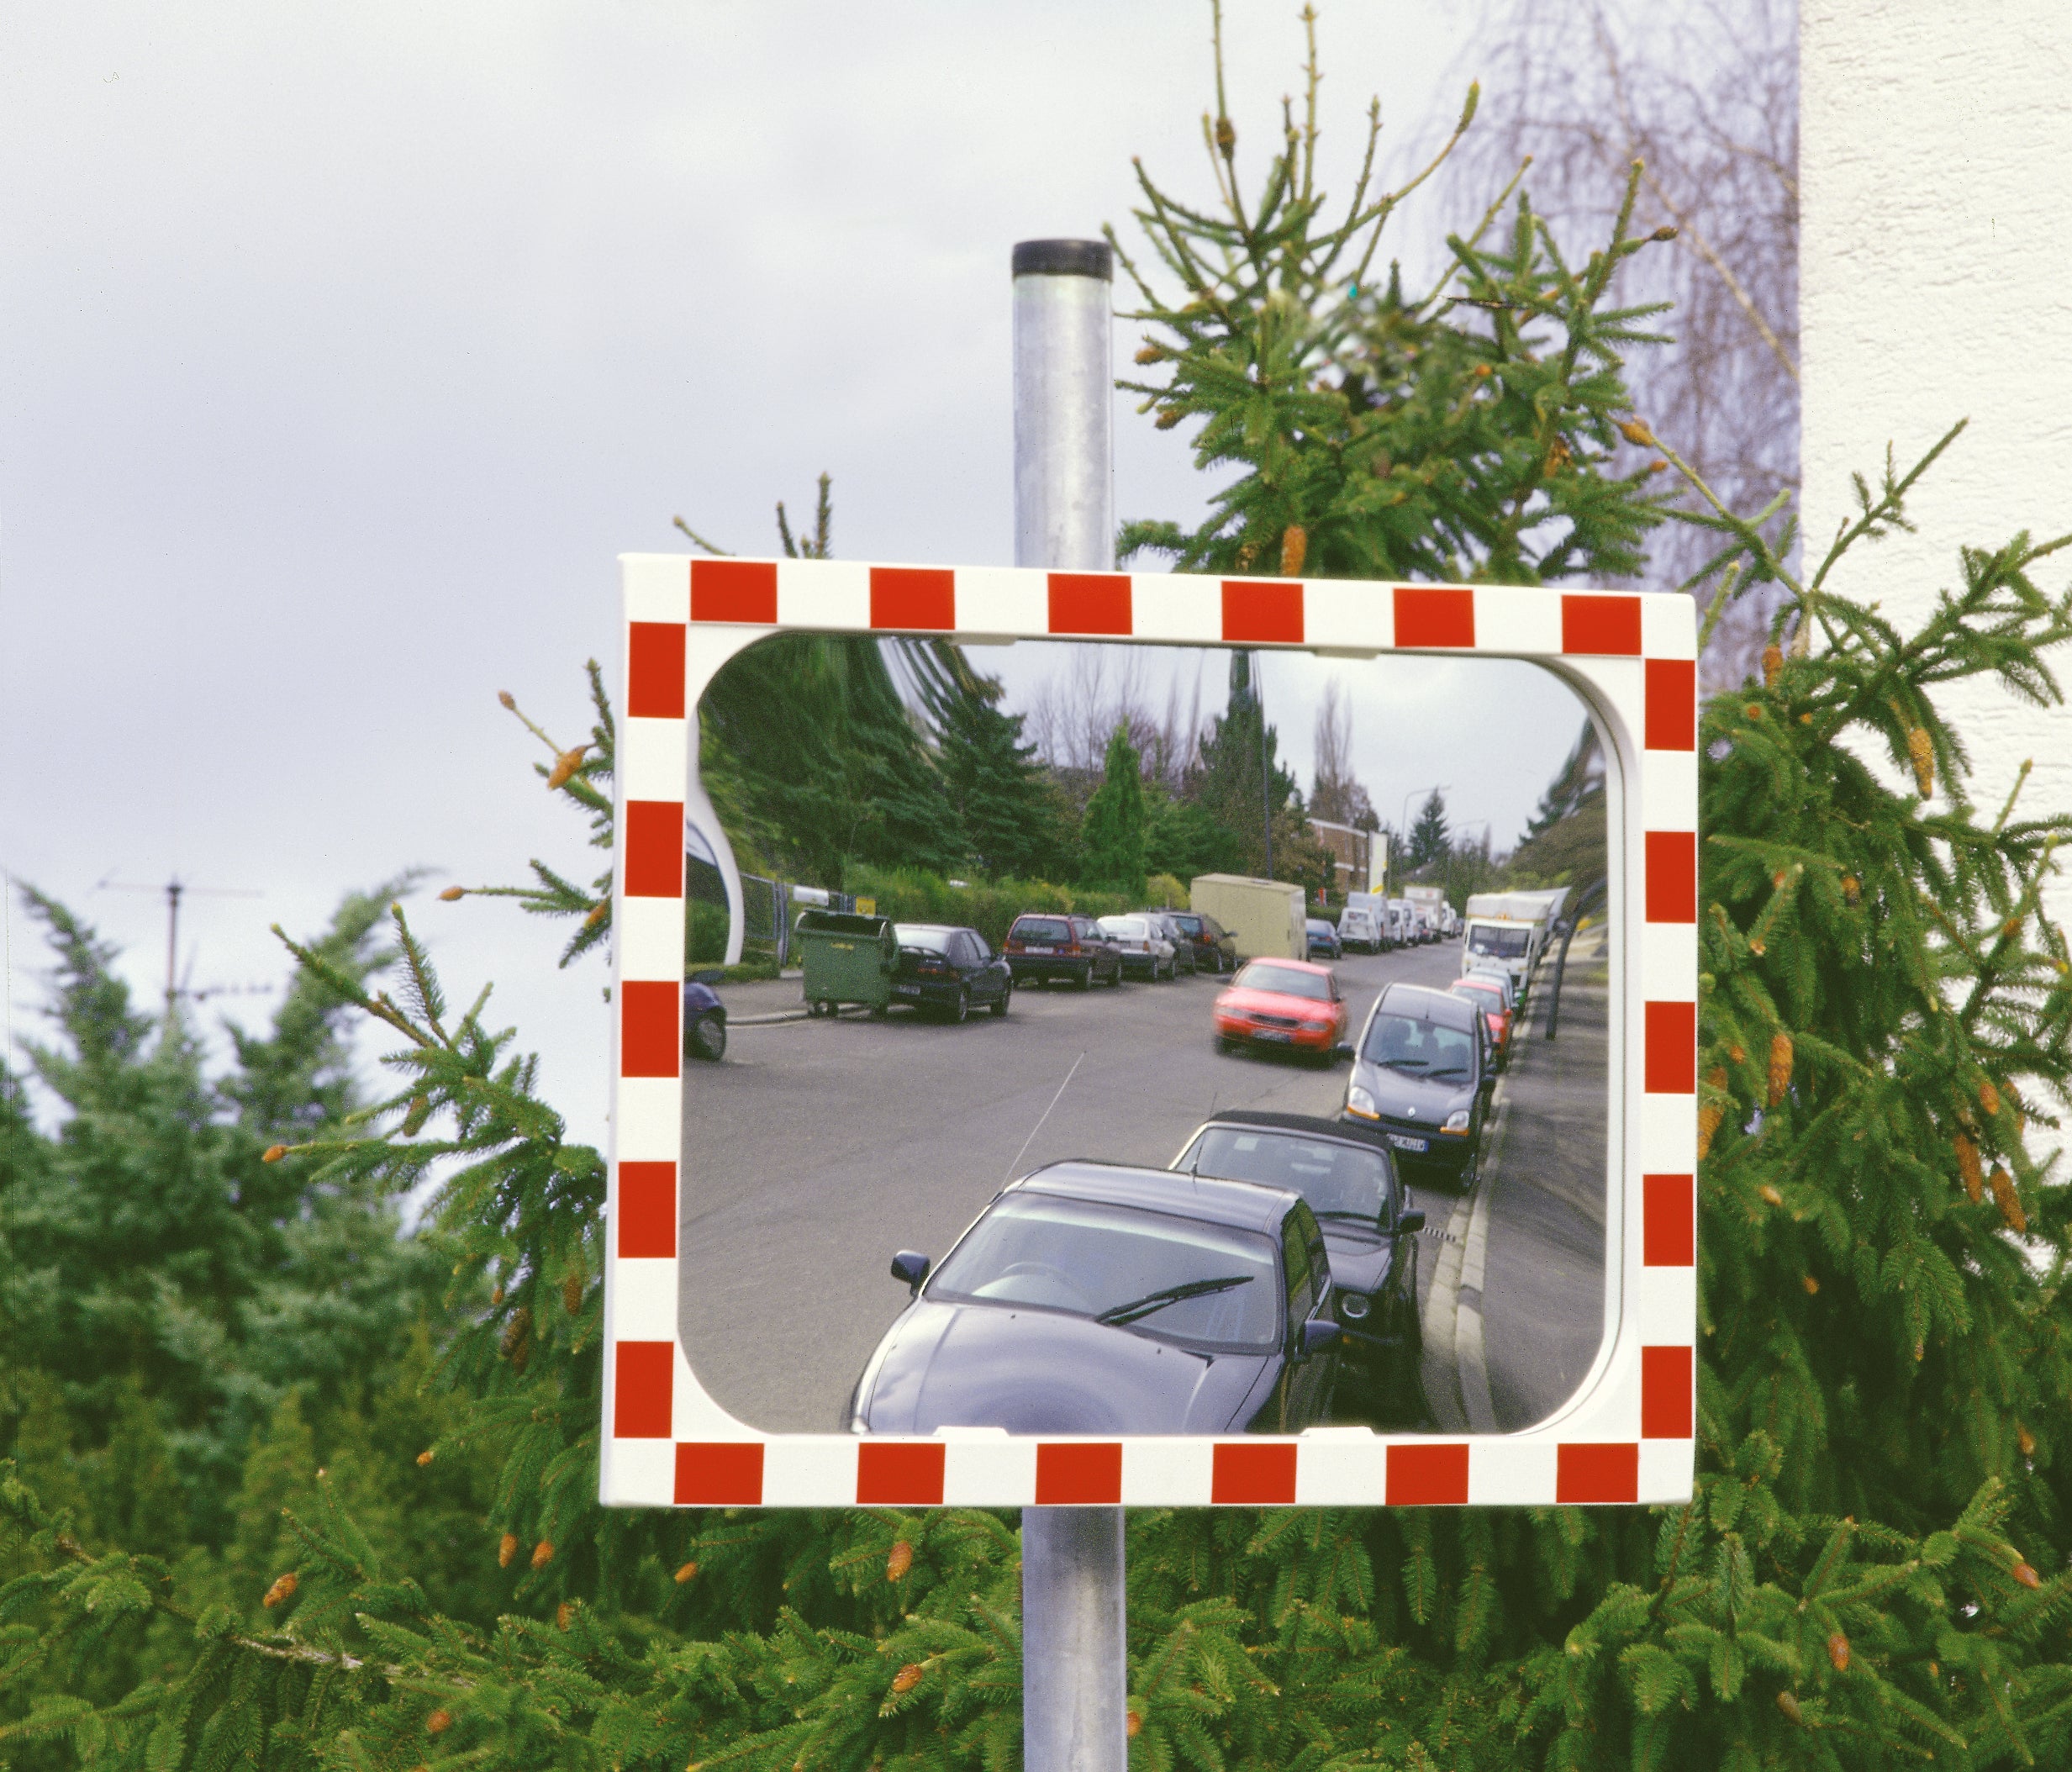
[[1172, 914, 1202, 936], [1182, 1127, 1394, 1223], [895, 926, 952, 954], [1468, 925, 1532, 958], [1361, 1013, 1479, 1081], [1232, 962, 1331, 1001], [1099, 916, 1148, 939], [1014, 917, 1070, 943], [971, 933, 992, 962], [1281, 1215, 1313, 1335], [928, 1194, 1280, 1350]]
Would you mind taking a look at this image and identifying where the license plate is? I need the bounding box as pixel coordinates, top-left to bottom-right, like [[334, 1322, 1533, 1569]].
[[1255, 1030, 1293, 1043], [1388, 1133, 1429, 1153], [1023, 946, 1055, 955], [895, 984, 921, 995]]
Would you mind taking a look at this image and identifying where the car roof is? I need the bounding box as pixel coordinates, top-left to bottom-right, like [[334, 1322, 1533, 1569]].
[[1184, 1108, 1397, 1159], [895, 922, 971, 936], [1239, 955, 1333, 975], [1376, 982, 1479, 1028], [1011, 1159, 1300, 1234], [1453, 973, 1505, 994]]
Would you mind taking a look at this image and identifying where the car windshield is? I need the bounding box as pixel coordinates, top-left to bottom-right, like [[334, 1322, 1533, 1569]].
[[1015, 918, 1070, 942], [1099, 916, 1148, 940], [1453, 979, 1505, 1007], [895, 926, 952, 953], [1361, 1012, 1478, 1081], [1307, 920, 1332, 935], [927, 1193, 1280, 1349], [1233, 962, 1330, 1001], [1181, 1128, 1392, 1225], [1171, 915, 1203, 935], [1467, 925, 1532, 958]]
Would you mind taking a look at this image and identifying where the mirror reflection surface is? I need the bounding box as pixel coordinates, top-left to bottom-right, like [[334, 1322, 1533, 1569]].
[[675, 636, 1611, 1437]]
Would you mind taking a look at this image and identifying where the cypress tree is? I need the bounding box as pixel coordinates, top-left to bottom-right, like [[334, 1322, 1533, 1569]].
[[1079, 722, 1149, 893]]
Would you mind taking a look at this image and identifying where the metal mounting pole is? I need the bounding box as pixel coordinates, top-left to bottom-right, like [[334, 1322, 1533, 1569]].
[[1013, 236, 1128, 1772]]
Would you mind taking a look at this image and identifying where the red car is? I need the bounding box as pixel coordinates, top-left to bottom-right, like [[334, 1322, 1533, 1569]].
[[1212, 957, 1347, 1060], [1449, 973, 1511, 1066]]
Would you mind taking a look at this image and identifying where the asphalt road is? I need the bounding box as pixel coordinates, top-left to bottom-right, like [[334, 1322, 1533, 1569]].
[[677, 934, 1606, 1433]]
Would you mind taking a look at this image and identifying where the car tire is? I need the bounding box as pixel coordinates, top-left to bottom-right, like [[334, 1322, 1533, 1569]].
[[689, 1011, 727, 1063], [950, 987, 970, 1025], [1107, 959, 1122, 987], [990, 979, 1011, 1017], [1077, 963, 1094, 992]]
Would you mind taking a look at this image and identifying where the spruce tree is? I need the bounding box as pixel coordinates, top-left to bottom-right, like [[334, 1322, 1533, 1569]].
[[1079, 722, 1149, 893], [936, 678, 1058, 882], [1408, 788, 1451, 869]]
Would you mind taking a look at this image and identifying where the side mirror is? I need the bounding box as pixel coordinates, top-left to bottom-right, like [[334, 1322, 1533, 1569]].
[[1300, 1317, 1342, 1358], [1396, 1209, 1426, 1235], [889, 1250, 931, 1293], [1333, 1042, 1357, 1062]]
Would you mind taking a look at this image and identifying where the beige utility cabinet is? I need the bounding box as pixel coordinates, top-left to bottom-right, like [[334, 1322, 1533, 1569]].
[[1189, 873, 1306, 961]]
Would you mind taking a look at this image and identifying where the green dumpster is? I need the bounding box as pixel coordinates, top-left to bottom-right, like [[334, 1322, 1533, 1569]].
[[793, 910, 896, 1016]]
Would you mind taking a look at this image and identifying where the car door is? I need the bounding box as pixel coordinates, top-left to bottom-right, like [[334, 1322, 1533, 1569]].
[[1277, 1207, 1333, 1427], [967, 931, 1004, 1002]]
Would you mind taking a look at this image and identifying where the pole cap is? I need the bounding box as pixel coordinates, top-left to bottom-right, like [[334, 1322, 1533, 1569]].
[[1012, 239, 1113, 281]]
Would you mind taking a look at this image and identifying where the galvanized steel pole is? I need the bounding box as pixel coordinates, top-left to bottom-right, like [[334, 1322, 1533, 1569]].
[[1012, 237, 1128, 1772]]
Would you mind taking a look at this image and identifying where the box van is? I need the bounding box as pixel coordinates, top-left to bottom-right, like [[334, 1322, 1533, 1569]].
[[1340, 904, 1383, 952]]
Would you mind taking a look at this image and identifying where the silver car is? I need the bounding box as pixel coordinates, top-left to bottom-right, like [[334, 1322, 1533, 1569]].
[[1097, 914, 1179, 980]]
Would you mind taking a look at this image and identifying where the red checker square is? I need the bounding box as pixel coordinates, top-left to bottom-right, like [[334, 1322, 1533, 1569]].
[[856, 1441, 946, 1506], [1561, 593, 1642, 656], [622, 799, 686, 899], [1644, 831, 1697, 923], [1642, 1173, 1695, 1267], [620, 979, 680, 1078], [1047, 572, 1132, 635], [1642, 1345, 1694, 1439], [626, 622, 686, 720], [870, 567, 956, 631], [1386, 1442, 1469, 1506], [1557, 1442, 1638, 1504], [1221, 579, 1304, 645], [691, 558, 778, 625], [675, 1441, 765, 1506], [1392, 586, 1475, 649], [1211, 1442, 1297, 1505], [617, 1160, 677, 1259], [614, 1340, 673, 1438], [1644, 657, 1697, 751], [1036, 1442, 1122, 1505], [1644, 1000, 1696, 1094]]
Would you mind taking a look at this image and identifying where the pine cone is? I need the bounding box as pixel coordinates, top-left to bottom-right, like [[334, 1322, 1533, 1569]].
[[546, 745, 590, 792], [1827, 1632, 1849, 1672], [1776, 1690, 1802, 1726], [261, 1572, 298, 1609], [2019, 1425, 2038, 1457], [1279, 525, 1308, 577], [1698, 1068, 1728, 1160], [1126, 1708, 1144, 1738], [1980, 1078, 2001, 1119], [439, 885, 466, 901], [498, 690, 516, 709], [427, 1709, 453, 1735], [1954, 1137, 1984, 1205], [1990, 1167, 2026, 1235], [498, 1532, 518, 1569], [2013, 1560, 2041, 1590], [674, 1560, 699, 1584], [1841, 875, 1860, 905], [1133, 342, 1163, 364], [556, 1601, 575, 1630], [500, 1305, 533, 1367], [891, 1664, 924, 1694], [1154, 406, 1184, 430], [1802, 1274, 1819, 1295], [530, 1539, 555, 1570], [1766, 1032, 1793, 1107], [1618, 417, 1654, 446], [1907, 726, 1934, 799], [886, 1539, 914, 1582], [416, 1448, 435, 1467], [1758, 1184, 1784, 1208], [562, 1273, 585, 1316], [1762, 645, 1783, 687]]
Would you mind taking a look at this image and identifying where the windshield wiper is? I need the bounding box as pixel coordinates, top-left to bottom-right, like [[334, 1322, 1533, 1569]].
[[1373, 1057, 1431, 1073], [1095, 1274, 1254, 1326]]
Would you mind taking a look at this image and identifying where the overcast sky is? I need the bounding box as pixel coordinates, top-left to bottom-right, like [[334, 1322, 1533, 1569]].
[[4, 2, 1511, 1145]]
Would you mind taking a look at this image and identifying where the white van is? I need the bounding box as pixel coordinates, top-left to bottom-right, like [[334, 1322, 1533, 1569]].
[[1340, 904, 1383, 952]]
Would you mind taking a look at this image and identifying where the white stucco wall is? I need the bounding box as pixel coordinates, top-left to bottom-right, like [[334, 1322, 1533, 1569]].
[[1802, 3, 2072, 926]]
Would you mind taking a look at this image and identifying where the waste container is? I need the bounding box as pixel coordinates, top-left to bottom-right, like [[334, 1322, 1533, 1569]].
[[793, 909, 896, 1016]]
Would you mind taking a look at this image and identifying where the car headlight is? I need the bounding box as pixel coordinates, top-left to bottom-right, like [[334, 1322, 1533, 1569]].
[[1346, 1084, 1379, 1119], [1300, 1020, 1327, 1032], [1338, 1291, 1370, 1321], [1442, 1110, 1473, 1133]]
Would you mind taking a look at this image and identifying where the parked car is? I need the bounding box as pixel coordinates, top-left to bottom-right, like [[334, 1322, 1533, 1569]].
[[1168, 910, 1238, 973], [1138, 909, 1198, 976], [1340, 905, 1384, 953], [1342, 982, 1492, 1189], [846, 1161, 1342, 1434], [1172, 1110, 1426, 1421], [1097, 914, 1178, 980], [682, 971, 727, 1063], [1003, 912, 1124, 989], [1212, 957, 1348, 1062], [1448, 973, 1513, 1068], [1305, 917, 1343, 961], [890, 924, 1013, 1021]]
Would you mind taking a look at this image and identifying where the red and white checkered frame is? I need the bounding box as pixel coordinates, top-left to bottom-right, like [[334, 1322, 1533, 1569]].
[[601, 557, 1697, 1509]]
